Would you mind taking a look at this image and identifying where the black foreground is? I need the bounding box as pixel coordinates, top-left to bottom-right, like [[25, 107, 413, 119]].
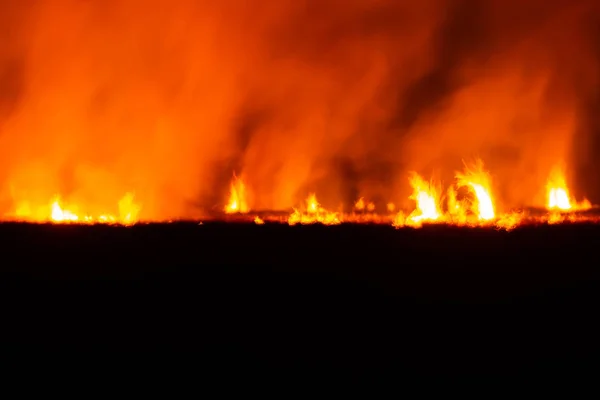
[[0, 221, 599, 376]]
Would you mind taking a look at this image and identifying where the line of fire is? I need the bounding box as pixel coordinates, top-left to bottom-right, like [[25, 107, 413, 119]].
[[1, 159, 595, 230]]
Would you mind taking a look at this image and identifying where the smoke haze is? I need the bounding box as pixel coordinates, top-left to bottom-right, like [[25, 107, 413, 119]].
[[0, 0, 599, 218]]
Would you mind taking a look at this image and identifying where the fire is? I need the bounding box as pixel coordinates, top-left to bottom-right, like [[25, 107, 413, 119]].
[[288, 193, 341, 226], [495, 212, 523, 231], [546, 168, 591, 212], [2, 161, 597, 230], [547, 168, 572, 210], [7, 193, 141, 225], [455, 160, 496, 222], [51, 198, 79, 223], [354, 197, 366, 211], [354, 198, 375, 212], [0, 0, 596, 232], [224, 176, 249, 214], [118, 193, 141, 225], [405, 173, 442, 227], [392, 160, 499, 228], [446, 187, 468, 225]]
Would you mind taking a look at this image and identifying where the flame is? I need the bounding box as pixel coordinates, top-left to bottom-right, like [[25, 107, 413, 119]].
[[224, 176, 249, 214], [389, 160, 529, 229], [7, 193, 141, 225], [118, 193, 141, 226], [455, 160, 496, 222], [495, 212, 523, 231], [405, 173, 442, 227], [2, 161, 598, 230], [354, 197, 365, 211], [0, 1, 596, 226], [50, 197, 79, 223], [288, 193, 341, 225], [446, 186, 468, 225], [546, 167, 591, 212], [354, 198, 375, 212]]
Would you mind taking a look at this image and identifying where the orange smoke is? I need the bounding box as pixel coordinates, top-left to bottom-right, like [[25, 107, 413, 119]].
[[0, 0, 599, 221]]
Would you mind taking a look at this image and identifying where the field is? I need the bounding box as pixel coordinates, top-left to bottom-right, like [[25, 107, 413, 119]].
[[1, 220, 599, 375]]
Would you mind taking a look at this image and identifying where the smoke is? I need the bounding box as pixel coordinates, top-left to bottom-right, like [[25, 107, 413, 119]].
[[0, 0, 598, 218]]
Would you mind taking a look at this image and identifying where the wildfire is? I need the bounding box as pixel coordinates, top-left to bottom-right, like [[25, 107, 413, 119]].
[[405, 173, 442, 227], [224, 176, 249, 214], [392, 160, 503, 228], [7, 193, 141, 225], [3, 160, 597, 230], [354, 197, 376, 213], [546, 167, 591, 212], [455, 160, 496, 222], [288, 193, 341, 225], [50, 198, 79, 223]]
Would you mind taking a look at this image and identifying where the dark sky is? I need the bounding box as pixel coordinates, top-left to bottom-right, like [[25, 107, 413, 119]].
[[0, 0, 599, 218]]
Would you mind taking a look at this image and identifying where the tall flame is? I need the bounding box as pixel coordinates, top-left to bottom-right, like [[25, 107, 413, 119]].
[[224, 176, 249, 214], [455, 160, 495, 222], [546, 167, 591, 212], [406, 173, 442, 226]]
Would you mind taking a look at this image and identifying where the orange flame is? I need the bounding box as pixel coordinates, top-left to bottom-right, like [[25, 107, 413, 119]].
[[7, 193, 141, 225], [546, 167, 591, 212], [224, 176, 249, 214], [455, 160, 496, 222]]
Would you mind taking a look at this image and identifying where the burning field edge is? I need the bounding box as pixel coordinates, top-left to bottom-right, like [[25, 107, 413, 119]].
[[2, 206, 600, 230]]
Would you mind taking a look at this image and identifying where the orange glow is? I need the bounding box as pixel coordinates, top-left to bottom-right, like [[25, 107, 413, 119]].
[[354, 198, 375, 213], [354, 197, 366, 211], [0, 1, 598, 227]]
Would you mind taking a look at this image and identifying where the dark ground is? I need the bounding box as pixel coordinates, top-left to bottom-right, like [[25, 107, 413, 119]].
[[0, 221, 599, 377]]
